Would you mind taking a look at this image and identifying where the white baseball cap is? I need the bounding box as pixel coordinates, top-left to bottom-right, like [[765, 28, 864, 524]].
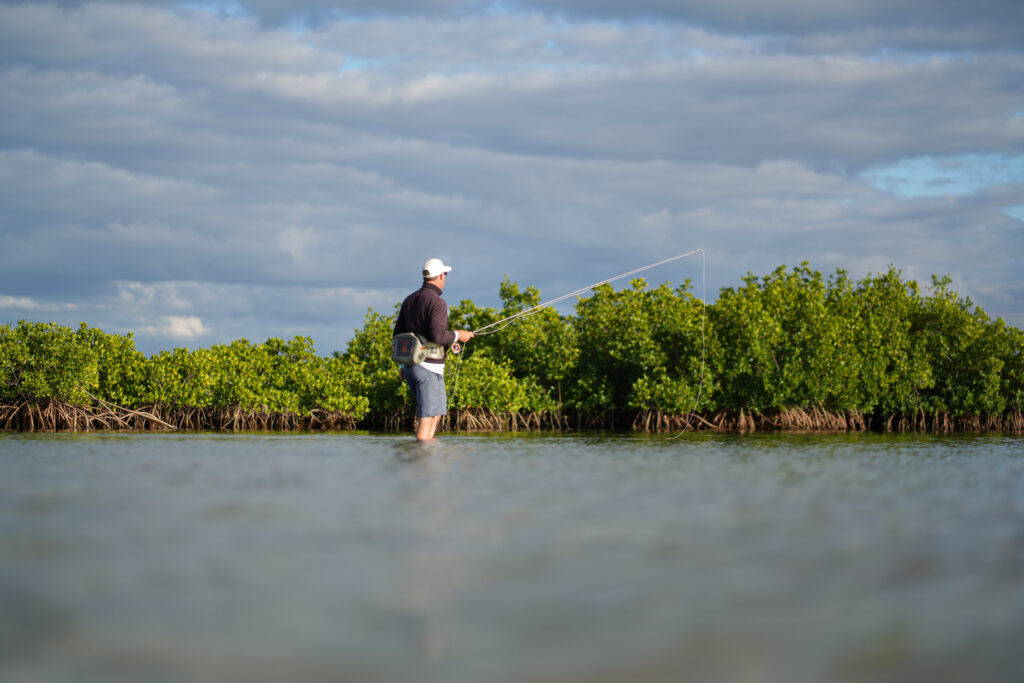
[[422, 258, 453, 278]]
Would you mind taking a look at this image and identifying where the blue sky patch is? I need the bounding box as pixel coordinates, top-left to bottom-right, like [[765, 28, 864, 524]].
[[173, 2, 251, 20], [863, 154, 1024, 198]]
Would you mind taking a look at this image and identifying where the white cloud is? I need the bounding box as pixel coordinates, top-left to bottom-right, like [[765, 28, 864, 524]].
[[167, 316, 206, 338], [141, 315, 207, 340], [0, 295, 78, 312]]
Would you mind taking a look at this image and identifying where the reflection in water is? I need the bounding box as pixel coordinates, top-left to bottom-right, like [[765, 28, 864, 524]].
[[392, 438, 458, 663], [1, 432, 1022, 682]]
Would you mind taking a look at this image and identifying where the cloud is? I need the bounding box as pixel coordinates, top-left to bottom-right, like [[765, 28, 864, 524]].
[[0, 294, 78, 312], [4, 8, 1020, 173], [0, 1, 1021, 354], [139, 315, 207, 340], [515, 1, 1024, 42], [18, 1, 1020, 35]]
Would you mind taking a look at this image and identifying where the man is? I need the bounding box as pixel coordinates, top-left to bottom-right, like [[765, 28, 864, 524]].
[[393, 258, 474, 442]]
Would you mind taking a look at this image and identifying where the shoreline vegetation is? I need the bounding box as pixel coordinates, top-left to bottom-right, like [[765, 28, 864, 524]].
[[3, 264, 1022, 434]]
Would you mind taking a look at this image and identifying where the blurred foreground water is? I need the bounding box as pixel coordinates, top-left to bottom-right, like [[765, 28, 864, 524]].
[[1, 431, 1022, 682]]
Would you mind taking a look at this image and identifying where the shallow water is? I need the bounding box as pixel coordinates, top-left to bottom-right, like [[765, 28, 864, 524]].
[[1, 431, 1022, 682]]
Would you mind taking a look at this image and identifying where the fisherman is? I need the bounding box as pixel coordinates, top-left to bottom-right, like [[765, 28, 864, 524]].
[[393, 258, 474, 442]]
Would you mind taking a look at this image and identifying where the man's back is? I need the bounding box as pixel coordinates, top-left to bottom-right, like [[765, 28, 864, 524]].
[[394, 283, 456, 349]]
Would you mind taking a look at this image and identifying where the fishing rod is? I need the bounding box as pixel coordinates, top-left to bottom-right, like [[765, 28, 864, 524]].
[[471, 248, 706, 336], [447, 248, 707, 434]]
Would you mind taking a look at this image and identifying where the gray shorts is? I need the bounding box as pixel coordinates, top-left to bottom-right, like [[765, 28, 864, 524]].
[[404, 364, 447, 418]]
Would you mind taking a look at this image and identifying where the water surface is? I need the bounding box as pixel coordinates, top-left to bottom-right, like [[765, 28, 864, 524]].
[[1, 432, 1022, 682]]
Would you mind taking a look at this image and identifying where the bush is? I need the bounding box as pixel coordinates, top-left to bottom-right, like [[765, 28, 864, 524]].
[[0, 321, 97, 404], [3, 263, 1021, 431]]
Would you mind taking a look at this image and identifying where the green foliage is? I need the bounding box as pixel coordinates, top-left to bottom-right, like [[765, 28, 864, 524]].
[[140, 336, 369, 417], [831, 268, 932, 414], [0, 321, 98, 403], [999, 325, 1024, 412], [448, 298, 501, 340], [0, 323, 10, 400], [75, 323, 147, 406], [455, 278, 577, 406], [1, 321, 367, 420], [3, 264, 1021, 429], [336, 309, 408, 417], [571, 278, 710, 413], [143, 346, 211, 409], [914, 276, 1005, 415], [713, 264, 848, 412], [709, 263, 1014, 419], [448, 354, 556, 413]]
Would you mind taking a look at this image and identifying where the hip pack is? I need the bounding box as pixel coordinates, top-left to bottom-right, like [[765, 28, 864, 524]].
[[391, 332, 445, 366]]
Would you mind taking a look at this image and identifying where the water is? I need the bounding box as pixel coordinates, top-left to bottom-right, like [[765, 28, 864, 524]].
[[1, 432, 1022, 683]]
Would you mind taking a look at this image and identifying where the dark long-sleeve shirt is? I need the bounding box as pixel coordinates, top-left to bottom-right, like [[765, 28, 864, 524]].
[[393, 283, 456, 365]]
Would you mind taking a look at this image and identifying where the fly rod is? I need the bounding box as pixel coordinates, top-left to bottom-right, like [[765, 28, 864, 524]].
[[472, 248, 705, 336]]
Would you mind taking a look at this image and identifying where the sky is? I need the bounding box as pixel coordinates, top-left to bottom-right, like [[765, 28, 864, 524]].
[[1, 0, 1022, 355]]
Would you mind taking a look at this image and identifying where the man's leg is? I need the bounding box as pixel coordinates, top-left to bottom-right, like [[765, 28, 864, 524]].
[[408, 366, 446, 441], [415, 415, 441, 442]]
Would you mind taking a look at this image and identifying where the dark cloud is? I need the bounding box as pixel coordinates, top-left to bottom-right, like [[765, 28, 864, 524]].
[[6, 0, 1023, 46], [521, 0, 1024, 42]]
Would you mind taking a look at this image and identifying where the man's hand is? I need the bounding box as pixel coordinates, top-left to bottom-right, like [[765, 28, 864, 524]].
[[456, 330, 475, 342]]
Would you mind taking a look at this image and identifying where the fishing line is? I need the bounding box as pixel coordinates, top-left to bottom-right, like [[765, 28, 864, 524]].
[[472, 248, 705, 337], [446, 248, 707, 434]]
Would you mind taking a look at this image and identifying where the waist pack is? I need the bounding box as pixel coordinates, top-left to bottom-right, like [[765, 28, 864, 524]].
[[391, 332, 445, 366]]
